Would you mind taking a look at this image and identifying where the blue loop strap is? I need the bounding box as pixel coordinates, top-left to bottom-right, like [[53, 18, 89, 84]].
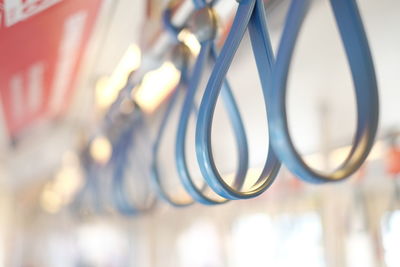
[[269, 0, 379, 183], [176, 40, 249, 205], [72, 152, 105, 215], [78, 0, 380, 212], [195, 0, 280, 200], [150, 67, 197, 207], [111, 113, 156, 215]]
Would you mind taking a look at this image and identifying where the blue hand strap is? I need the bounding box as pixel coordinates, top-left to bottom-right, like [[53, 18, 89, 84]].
[[269, 0, 379, 183], [111, 113, 156, 215], [154, 3, 250, 206], [72, 152, 105, 215], [150, 67, 198, 207], [112, 118, 139, 215], [77, 0, 379, 213], [195, 0, 281, 200], [176, 40, 249, 205]]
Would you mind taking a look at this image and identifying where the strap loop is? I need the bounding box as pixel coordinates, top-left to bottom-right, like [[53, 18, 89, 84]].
[[269, 0, 379, 183], [195, 0, 280, 200]]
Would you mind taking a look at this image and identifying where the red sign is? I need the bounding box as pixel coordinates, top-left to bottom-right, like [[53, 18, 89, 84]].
[[0, 0, 102, 136]]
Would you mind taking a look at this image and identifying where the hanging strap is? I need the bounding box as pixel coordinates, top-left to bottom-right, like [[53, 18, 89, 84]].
[[112, 112, 156, 215], [175, 6, 249, 205], [195, 0, 280, 200], [269, 0, 379, 183]]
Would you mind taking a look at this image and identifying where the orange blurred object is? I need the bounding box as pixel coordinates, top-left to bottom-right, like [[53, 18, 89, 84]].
[[386, 147, 400, 175]]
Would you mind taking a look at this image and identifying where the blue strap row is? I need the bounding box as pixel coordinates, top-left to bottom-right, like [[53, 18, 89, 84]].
[[195, 0, 378, 199], [75, 0, 379, 215], [150, 68, 197, 207], [150, 38, 250, 206]]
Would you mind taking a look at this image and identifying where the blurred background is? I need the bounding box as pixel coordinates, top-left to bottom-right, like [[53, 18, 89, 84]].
[[0, 0, 399, 266]]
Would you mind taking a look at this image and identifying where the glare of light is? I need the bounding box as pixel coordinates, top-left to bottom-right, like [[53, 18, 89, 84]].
[[330, 145, 353, 166], [40, 185, 63, 214], [90, 136, 112, 164], [178, 29, 201, 56], [96, 44, 141, 110], [95, 76, 110, 109], [330, 140, 384, 167], [134, 62, 181, 113], [303, 153, 325, 169], [40, 150, 84, 213], [240, 167, 262, 190], [363, 140, 385, 161], [53, 166, 83, 204]]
